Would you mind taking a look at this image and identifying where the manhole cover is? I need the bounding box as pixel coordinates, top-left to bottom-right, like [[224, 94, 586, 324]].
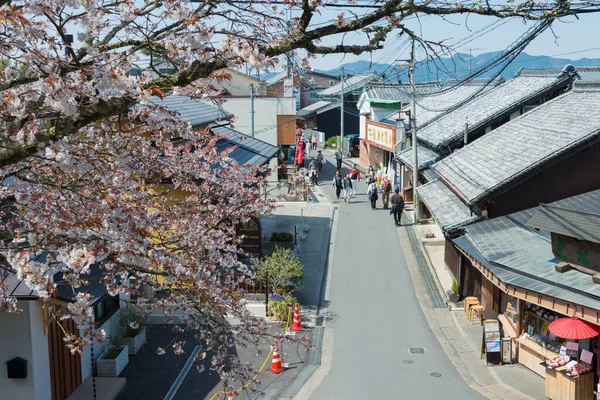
[[431, 372, 442, 378], [403, 360, 414, 364], [408, 347, 426, 355]]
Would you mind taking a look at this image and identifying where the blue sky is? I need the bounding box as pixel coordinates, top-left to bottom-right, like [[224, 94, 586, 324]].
[[301, 9, 600, 71]]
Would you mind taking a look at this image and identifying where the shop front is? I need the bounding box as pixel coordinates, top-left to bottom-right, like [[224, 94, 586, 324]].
[[363, 121, 397, 184], [455, 242, 600, 400]]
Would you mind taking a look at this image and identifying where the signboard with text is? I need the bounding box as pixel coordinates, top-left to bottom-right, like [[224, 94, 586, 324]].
[[366, 121, 395, 152], [552, 232, 600, 272]]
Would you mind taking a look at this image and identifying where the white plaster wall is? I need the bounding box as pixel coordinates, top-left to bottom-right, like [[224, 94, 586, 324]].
[[29, 302, 51, 400], [372, 108, 391, 122], [213, 97, 296, 147], [209, 70, 266, 96], [0, 301, 36, 400], [358, 101, 370, 140]]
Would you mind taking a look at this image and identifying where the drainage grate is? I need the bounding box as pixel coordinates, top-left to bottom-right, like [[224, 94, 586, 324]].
[[408, 347, 426, 355], [430, 372, 442, 378], [403, 359, 414, 364]]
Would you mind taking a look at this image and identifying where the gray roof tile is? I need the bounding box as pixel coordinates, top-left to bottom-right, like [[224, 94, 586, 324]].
[[318, 73, 380, 97], [296, 100, 333, 118], [381, 79, 502, 127], [418, 69, 574, 149], [576, 67, 600, 82], [433, 84, 600, 203], [151, 95, 233, 127], [456, 192, 600, 310], [397, 145, 440, 170], [211, 124, 279, 167], [416, 179, 480, 229]]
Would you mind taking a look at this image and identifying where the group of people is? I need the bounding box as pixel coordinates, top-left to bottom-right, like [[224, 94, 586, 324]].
[[331, 162, 405, 226]]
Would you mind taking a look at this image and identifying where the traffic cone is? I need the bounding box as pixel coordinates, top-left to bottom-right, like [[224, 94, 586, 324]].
[[227, 391, 233, 400], [270, 340, 284, 373], [291, 303, 303, 332]]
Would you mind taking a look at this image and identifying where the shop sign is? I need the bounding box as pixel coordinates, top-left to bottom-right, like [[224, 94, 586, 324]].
[[366, 122, 395, 152], [552, 233, 600, 271]]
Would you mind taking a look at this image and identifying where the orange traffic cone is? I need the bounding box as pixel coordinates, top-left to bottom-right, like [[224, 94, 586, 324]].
[[270, 340, 284, 373], [227, 391, 234, 400], [291, 303, 303, 332]]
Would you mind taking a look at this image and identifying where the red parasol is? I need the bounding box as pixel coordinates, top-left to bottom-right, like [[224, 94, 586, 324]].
[[548, 316, 600, 340]]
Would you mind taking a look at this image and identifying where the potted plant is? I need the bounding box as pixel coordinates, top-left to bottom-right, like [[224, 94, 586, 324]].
[[118, 304, 148, 355], [96, 337, 129, 377], [446, 278, 460, 302]]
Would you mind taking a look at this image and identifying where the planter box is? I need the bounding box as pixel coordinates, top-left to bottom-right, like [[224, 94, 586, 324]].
[[448, 294, 460, 303], [125, 326, 146, 355], [97, 346, 129, 377]]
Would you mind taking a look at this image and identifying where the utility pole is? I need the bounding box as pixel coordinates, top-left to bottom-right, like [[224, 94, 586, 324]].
[[464, 117, 468, 145], [339, 67, 344, 150], [249, 84, 255, 138], [409, 44, 419, 225]]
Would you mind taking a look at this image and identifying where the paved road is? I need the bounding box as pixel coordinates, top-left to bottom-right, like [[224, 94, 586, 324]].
[[307, 152, 485, 400]]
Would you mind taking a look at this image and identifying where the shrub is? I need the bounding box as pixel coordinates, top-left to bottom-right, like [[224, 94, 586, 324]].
[[325, 136, 340, 148], [117, 304, 148, 338], [268, 294, 297, 321], [253, 246, 303, 293], [270, 231, 293, 242], [451, 278, 458, 294]]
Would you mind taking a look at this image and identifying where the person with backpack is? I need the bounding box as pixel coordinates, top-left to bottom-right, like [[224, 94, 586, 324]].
[[349, 164, 360, 195], [342, 172, 352, 203], [390, 188, 405, 226], [332, 170, 343, 200], [367, 180, 378, 210], [380, 175, 392, 209]]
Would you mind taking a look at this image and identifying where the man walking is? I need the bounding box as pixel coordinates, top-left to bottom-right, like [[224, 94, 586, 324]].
[[332, 170, 343, 200], [390, 188, 405, 226], [335, 147, 343, 170], [381, 175, 392, 209], [349, 164, 360, 195]]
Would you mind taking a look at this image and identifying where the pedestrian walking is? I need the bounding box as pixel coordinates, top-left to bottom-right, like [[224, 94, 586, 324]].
[[335, 147, 343, 170], [349, 164, 360, 195], [317, 150, 324, 172], [311, 133, 317, 150], [380, 175, 392, 209], [367, 180, 378, 210], [342, 172, 352, 203], [390, 188, 405, 226], [332, 170, 343, 200], [366, 165, 375, 184], [308, 158, 318, 185]]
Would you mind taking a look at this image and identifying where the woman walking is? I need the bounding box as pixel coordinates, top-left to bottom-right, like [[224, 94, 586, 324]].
[[343, 172, 352, 203], [367, 180, 378, 210], [332, 170, 343, 200]]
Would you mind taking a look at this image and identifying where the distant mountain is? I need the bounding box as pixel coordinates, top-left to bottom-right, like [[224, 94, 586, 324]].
[[315, 51, 600, 83]]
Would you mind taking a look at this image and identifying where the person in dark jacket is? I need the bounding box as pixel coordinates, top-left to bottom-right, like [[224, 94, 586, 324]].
[[332, 170, 343, 200], [390, 188, 405, 226]]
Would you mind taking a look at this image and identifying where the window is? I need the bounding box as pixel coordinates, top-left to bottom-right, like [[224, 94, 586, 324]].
[[94, 295, 120, 326]]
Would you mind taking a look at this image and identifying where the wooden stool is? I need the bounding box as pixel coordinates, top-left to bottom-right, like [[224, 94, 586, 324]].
[[464, 297, 479, 317], [469, 305, 484, 323]]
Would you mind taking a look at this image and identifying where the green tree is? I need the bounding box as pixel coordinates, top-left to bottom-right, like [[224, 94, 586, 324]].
[[254, 246, 303, 293]]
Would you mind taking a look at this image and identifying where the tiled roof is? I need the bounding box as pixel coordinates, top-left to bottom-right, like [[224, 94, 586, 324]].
[[380, 78, 503, 127], [211, 124, 278, 167], [455, 190, 600, 311], [363, 82, 441, 103], [318, 73, 380, 97], [417, 68, 575, 149], [526, 190, 600, 244], [433, 83, 600, 203], [576, 67, 600, 82], [396, 145, 440, 171], [416, 179, 480, 230], [422, 168, 439, 183], [151, 95, 233, 127], [296, 100, 333, 118], [264, 71, 288, 85]]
